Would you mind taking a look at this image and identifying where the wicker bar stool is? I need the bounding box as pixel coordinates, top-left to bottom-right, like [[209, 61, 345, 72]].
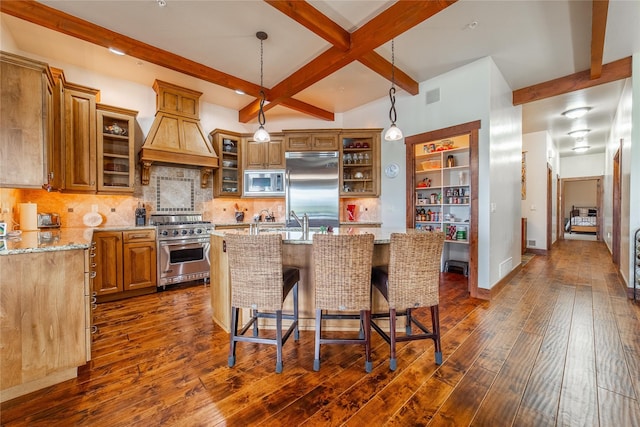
[[226, 233, 299, 373], [312, 233, 375, 372], [371, 232, 445, 370]]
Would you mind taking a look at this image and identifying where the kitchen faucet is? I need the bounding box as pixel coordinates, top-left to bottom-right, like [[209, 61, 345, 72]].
[[254, 209, 274, 222], [290, 210, 309, 236]]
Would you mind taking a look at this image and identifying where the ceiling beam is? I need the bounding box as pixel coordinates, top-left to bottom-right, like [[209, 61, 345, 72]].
[[1, 0, 335, 122], [358, 51, 419, 95], [0, 0, 265, 97], [512, 56, 631, 105], [266, 0, 420, 94], [241, 0, 456, 121], [590, 0, 609, 79], [264, 0, 351, 51]]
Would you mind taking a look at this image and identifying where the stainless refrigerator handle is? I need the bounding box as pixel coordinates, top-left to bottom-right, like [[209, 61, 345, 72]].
[[285, 169, 291, 225]]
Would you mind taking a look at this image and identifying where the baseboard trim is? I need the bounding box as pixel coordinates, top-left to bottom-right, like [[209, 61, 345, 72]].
[[526, 248, 548, 256], [477, 263, 523, 301]]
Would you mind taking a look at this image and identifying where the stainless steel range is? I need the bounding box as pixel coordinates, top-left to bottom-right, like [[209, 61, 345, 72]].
[[149, 213, 212, 289]]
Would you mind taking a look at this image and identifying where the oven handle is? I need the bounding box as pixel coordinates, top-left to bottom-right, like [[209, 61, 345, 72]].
[[159, 241, 209, 250]]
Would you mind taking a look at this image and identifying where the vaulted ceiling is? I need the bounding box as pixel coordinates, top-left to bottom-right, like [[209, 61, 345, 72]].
[[1, 1, 638, 157]]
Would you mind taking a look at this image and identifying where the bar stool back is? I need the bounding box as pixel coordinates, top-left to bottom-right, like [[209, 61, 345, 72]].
[[371, 232, 445, 370], [312, 233, 375, 372], [226, 233, 299, 373]]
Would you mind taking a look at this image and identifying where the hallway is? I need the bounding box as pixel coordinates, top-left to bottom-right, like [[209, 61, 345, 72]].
[[1, 239, 638, 425]]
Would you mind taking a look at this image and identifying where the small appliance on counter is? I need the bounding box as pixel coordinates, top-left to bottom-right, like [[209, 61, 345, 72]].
[[135, 202, 147, 226], [37, 212, 61, 229]]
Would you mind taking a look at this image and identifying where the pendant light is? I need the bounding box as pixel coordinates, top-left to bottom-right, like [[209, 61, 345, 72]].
[[384, 39, 403, 141], [253, 31, 270, 143]]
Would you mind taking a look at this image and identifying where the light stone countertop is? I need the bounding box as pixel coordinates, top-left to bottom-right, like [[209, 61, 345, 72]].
[[210, 226, 405, 245], [0, 226, 156, 255]]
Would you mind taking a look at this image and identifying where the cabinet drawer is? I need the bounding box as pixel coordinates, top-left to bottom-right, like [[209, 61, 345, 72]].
[[123, 229, 156, 243]]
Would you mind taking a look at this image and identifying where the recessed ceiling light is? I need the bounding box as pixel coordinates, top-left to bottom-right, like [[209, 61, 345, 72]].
[[234, 89, 245, 95], [108, 47, 125, 56], [562, 107, 591, 119], [157, 0, 167, 7], [568, 129, 590, 138], [572, 145, 590, 153]]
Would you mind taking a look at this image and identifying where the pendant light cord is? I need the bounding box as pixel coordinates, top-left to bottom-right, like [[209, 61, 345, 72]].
[[388, 39, 397, 125], [258, 35, 266, 127]]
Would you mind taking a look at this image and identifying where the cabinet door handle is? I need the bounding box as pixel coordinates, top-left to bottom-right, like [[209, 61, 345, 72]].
[[92, 303, 97, 310], [91, 296, 97, 304], [91, 262, 97, 268], [91, 325, 98, 334], [92, 291, 97, 297], [90, 271, 97, 279], [90, 252, 96, 258]]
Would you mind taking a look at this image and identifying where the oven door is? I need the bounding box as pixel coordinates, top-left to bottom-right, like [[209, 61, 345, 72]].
[[158, 239, 211, 287]]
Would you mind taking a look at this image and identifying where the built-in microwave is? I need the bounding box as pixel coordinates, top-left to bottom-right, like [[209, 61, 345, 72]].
[[243, 170, 285, 197]]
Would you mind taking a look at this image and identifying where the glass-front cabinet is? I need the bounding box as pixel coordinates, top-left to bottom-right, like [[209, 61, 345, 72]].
[[96, 104, 136, 193], [210, 129, 241, 197], [340, 130, 381, 197]]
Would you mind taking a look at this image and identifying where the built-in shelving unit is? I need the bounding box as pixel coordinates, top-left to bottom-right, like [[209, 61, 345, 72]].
[[405, 121, 480, 298], [414, 144, 470, 245]]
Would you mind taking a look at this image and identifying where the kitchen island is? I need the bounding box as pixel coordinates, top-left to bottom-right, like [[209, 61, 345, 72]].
[[209, 227, 405, 332], [0, 225, 154, 402], [0, 229, 92, 402]]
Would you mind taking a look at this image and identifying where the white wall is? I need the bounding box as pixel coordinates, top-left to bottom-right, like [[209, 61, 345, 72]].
[[347, 57, 522, 290], [560, 153, 605, 178], [632, 52, 640, 287], [631, 53, 640, 291], [602, 54, 637, 291], [488, 59, 523, 284], [522, 131, 550, 250]]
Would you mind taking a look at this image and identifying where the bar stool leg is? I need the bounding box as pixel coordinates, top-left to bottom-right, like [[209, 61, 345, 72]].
[[228, 307, 239, 367], [314, 309, 322, 371], [389, 308, 398, 371], [406, 307, 412, 335], [252, 308, 259, 337], [275, 310, 283, 373], [293, 284, 300, 341], [431, 305, 443, 365], [363, 310, 372, 373]]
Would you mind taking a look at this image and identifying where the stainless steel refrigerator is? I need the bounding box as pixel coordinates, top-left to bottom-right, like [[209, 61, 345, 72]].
[[285, 151, 340, 228]]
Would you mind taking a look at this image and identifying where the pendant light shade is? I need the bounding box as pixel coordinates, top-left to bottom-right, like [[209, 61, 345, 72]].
[[384, 39, 403, 141], [253, 31, 270, 143]]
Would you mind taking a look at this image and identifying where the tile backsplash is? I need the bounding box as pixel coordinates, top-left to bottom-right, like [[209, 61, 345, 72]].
[[1, 165, 380, 229]]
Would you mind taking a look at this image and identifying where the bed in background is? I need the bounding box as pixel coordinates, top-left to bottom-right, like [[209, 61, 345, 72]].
[[566, 206, 598, 234]]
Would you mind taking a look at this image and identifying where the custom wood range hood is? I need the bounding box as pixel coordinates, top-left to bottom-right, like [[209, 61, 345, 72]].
[[139, 80, 218, 188]]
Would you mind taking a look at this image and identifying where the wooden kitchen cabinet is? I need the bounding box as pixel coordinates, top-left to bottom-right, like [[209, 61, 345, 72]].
[[92, 229, 156, 302], [210, 129, 242, 197], [0, 249, 89, 402], [97, 104, 137, 193], [61, 81, 99, 192], [284, 130, 339, 151], [0, 51, 54, 189], [340, 130, 381, 197], [243, 133, 285, 170]]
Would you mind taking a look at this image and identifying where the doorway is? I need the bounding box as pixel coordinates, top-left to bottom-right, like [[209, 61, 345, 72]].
[[561, 176, 602, 241], [612, 146, 621, 265]]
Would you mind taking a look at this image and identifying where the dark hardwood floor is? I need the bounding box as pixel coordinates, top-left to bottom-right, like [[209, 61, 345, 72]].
[[2, 239, 639, 426]]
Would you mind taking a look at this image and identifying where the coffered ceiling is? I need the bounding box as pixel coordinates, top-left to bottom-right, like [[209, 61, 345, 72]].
[[1, 1, 638, 157]]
